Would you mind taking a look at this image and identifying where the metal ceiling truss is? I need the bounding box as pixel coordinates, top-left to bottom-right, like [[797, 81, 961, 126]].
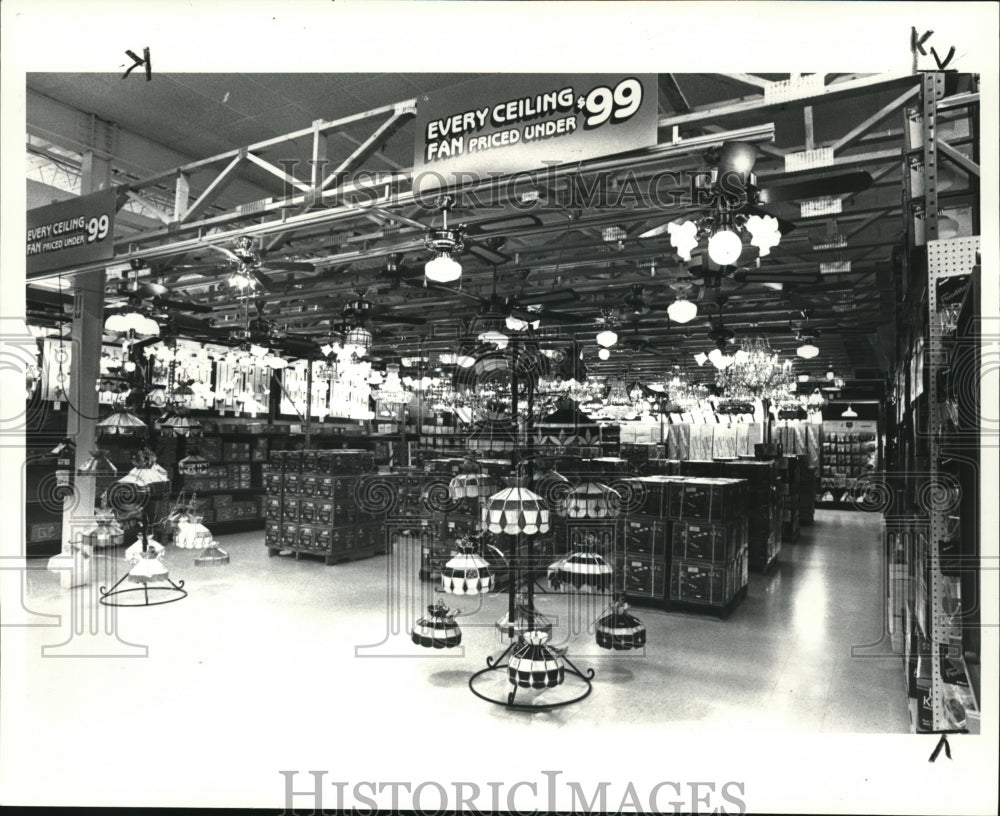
[[27, 71, 975, 382]]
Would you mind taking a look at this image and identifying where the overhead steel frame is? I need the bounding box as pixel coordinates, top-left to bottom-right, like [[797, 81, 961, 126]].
[[25, 72, 928, 287]]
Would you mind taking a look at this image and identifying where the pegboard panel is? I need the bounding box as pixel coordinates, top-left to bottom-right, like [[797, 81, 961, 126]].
[[927, 236, 980, 281]]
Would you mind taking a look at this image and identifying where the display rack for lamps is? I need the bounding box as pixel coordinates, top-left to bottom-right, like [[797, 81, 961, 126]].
[[100, 448, 187, 606]]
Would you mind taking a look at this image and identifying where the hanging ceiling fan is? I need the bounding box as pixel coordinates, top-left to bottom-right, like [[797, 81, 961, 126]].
[[107, 261, 215, 314], [639, 141, 872, 238], [197, 236, 317, 292]]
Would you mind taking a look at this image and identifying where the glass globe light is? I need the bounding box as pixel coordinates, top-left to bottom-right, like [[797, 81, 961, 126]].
[[425, 253, 462, 283], [707, 228, 743, 265]]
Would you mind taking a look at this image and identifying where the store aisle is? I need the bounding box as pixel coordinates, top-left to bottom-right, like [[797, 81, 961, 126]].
[[17, 509, 907, 738]]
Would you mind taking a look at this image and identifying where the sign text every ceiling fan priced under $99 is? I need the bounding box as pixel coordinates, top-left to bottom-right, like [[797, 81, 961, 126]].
[[413, 74, 658, 194]]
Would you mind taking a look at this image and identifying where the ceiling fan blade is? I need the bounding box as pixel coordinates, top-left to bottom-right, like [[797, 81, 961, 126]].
[[401, 278, 490, 304], [518, 288, 580, 306], [261, 261, 316, 273], [205, 245, 243, 264], [371, 313, 427, 326], [465, 213, 542, 234], [743, 202, 797, 235], [367, 207, 429, 231], [465, 241, 510, 267], [758, 170, 873, 204], [512, 306, 588, 324], [153, 296, 214, 314], [250, 268, 275, 292]]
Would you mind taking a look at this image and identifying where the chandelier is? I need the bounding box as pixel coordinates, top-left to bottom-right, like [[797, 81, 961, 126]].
[[663, 371, 711, 409], [715, 337, 796, 401], [376, 364, 412, 407]]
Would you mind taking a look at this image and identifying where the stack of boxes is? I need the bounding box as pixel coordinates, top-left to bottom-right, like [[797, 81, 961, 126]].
[[616, 475, 749, 613], [668, 478, 749, 612], [797, 454, 816, 526], [777, 455, 801, 544], [722, 460, 781, 572], [264, 449, 381, 565]]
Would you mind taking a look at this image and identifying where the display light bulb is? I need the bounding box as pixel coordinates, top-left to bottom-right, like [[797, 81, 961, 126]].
[[667, 298, 697, 324], [796, 343, 820, 359], [425, 253, 462, 283], [596, 329, 618, 348], [707, 228, 743, 265], [666, 220, 699, 261], [746, 214, 782, 257], [708, 348, 733, 370], [598, 348, 611, 361]]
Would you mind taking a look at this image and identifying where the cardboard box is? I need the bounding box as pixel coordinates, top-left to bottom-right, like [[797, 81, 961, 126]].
[[282, 498, 300, 521], [265, 497, 282, 520], [617, 556, 667, 598], [281, 523, 299, 547], [623, 518, 669, 559], [283, 473, 301, 495], [298, 499, 316, 523], [670, 549, 748, 606], [265, 520, 281, 546], [668, 478, 747, 522], [672, 518, 747, 564]]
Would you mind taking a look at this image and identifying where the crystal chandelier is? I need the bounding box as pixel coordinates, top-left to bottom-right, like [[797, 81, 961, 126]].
[[376, 364, 411, 407], [715, 337, 796, 401]]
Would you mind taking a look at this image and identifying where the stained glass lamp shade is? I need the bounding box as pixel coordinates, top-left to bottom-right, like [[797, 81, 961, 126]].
[[441, 541, 494, 595], [482, 487, 550, 535], [507, 630, 565, 689], [548, 541, 614, 593], [448, 472, 498, 500], [562, 482, 622, 519], [124, 536, 169, 584], [97, 409, 147, 435], [595, 601, 647, 650], [411, 600, 462, 649]]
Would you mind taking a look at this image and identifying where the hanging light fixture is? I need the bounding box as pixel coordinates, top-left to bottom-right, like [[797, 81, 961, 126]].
[[478, 330, 510, 350], [424, 198, 464, 283], [707, 225, 743, 266], [667, 297, 698, 324], [441, 538, 494, 595], [411, 599, 462, 649], [482, 487, 550, 535], [708, 348, 733, 370], [97, 407, 147, 435], [666, 220, 699, 261], [841, 404, 858, 418], [105, 311, 160, 337], [596, 328, 618, 348], [597, 347, 611, 361], [547, 538, 614, 593], [745, 214, 782, 257], [507, 630, 565, 689], [344, 326, 373, 357], [796, 334, 820, 359], [595, 600, 647, 651], [561, 482, 622, 519], [694, 351, 709, 366], [376, 363, 411, 407]]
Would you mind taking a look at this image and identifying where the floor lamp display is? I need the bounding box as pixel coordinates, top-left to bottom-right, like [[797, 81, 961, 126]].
[[99, 449, 188, 606]]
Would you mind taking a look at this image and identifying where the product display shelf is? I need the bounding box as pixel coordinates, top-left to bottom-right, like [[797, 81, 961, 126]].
[[897, 75, 980, 735]]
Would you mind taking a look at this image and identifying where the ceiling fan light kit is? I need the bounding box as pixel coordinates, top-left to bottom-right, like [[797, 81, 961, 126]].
[[796, 342, 820, 360], [666, 298, 698, 324], [595, 329, 618, 348], [706, 227, 744, 266], [424, 251, 462, 283]]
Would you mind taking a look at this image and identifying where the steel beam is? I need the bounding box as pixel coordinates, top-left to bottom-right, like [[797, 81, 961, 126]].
[[829, 84, 921, 154], [935, 138, 980, 177], [180, 151, 246, 223], [321, 108, 415, 190]]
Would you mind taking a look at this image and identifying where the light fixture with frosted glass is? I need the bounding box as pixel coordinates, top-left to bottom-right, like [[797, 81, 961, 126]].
[[597, 347, 611, 361], [796, 342, 820, 359], [667, 297, 698, 324], [424, 198, 464, 283], [707, 227, 743, 266], [596, 329, 618, 348]]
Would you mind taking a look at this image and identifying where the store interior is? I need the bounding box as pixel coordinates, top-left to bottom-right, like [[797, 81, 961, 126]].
[[16, 69, 984, 751]]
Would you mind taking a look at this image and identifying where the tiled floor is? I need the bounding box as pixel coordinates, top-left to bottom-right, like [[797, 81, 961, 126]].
[[5, 509, 910, 806]]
